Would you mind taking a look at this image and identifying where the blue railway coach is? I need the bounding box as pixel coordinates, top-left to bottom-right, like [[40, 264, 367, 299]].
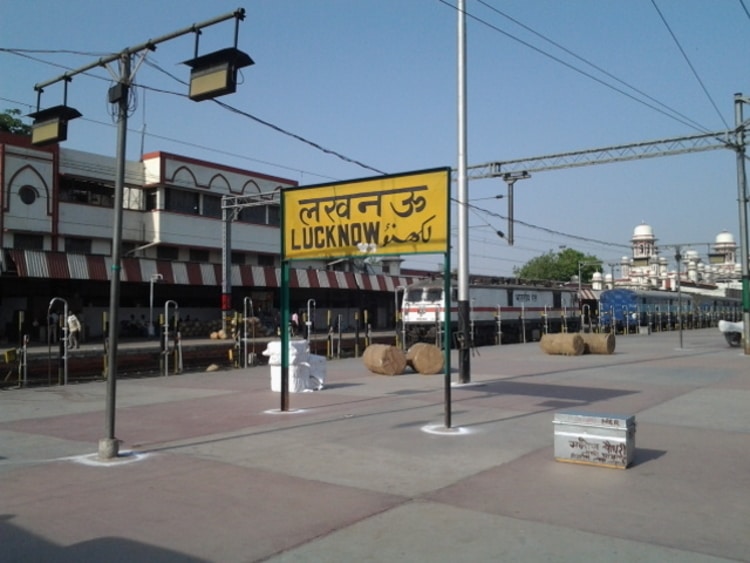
[[598, 288, 740, 333]]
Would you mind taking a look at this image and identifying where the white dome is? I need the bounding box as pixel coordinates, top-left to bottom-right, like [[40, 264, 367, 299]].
[[685, 249, 699, 260], [715, 230, 735, 245], [632, 223, 654, 238], [592, 272, 603, 281]]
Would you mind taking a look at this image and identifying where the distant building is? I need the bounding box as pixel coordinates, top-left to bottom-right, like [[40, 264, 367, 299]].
[[586, 222, 742, 299]]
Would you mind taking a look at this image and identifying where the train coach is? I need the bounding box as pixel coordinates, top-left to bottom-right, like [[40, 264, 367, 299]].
[[598, 288, 741, 333], [400, 278, 579, 347]]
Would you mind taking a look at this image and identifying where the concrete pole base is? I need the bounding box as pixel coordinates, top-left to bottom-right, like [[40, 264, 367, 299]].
[[98, 438, 121, 460]]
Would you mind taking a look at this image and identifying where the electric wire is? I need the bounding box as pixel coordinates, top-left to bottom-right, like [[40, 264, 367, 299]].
[[461, 199, 631, 250], [141, 58, 388, 176], [0, 48, 382, 181], [650, 0, 730, 130], [0, 91, 341, 184], [437, 0, 725, 135], [474, 0, 715, 134]]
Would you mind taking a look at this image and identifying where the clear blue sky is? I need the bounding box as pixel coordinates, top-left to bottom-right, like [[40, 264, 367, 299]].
[[2, 1, 748, 277]]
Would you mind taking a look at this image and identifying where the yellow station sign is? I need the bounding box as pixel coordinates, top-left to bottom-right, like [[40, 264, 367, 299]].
[[283, 168, 450, 260]]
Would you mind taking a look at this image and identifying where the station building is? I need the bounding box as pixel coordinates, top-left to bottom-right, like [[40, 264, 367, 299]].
[[0, 132, 415, 341]]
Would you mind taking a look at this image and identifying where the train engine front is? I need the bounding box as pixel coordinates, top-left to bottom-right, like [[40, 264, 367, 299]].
[[401, 279, 448, 347]]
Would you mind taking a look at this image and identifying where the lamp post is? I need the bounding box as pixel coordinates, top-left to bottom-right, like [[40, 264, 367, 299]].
[[457, 0, 469, 389], [47, 297, 69, 385], [499, 171, 530, 246], [243, 296, 254, 368], [734, 94, 750, 354], [394, 285, 406, 349], [31, 10, 252, 459], [675, 247, 684, 349], [149, 273, 163, 337], [306, 298, 316, 342]]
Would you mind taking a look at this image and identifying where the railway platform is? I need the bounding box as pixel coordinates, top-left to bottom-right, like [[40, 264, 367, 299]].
[[1, 328, 749, 562]]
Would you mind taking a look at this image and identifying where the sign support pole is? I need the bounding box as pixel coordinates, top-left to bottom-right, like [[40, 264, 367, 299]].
[[281, 265, 290, 412], [443, 255, 452, 429]]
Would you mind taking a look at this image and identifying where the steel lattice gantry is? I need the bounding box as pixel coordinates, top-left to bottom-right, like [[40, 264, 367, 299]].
[[464, 122, 750, 354], [466, 130, 735, 179]]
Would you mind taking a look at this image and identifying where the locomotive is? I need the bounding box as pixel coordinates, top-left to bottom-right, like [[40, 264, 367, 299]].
[[598, 288, 741, 333], [400, 277, 579, 347]]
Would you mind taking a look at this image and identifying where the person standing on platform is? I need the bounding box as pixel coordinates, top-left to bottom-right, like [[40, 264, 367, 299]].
[[291, 311, 299, 336], [67, 312, 82, 349]]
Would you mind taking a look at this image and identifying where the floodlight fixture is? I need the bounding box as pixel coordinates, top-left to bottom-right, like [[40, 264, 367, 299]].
[[29, 77, 81, 146], [183, 47, 254, 101], [29, 105, 82, 146]]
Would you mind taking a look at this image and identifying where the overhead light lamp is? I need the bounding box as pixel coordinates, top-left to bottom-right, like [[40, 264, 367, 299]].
[[29, 105, 82, 146], [183, 47, 254, 101]]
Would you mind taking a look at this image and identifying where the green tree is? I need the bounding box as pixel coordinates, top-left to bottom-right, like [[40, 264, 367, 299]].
[[0, 109, 31, 136], [513, 248, 601, 283]]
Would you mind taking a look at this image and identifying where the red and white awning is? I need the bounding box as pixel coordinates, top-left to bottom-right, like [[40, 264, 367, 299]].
[[579, 288, 600, 301], [5, 250, 415, 291]]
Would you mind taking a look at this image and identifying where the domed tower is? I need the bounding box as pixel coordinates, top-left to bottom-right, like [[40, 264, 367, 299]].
[[710, 230, 740, 281], [620, 255, 631, 280], [631, 223, 657, 264], [684, 249, 700, 283], [591, 271, 603, 291], [658, 256, 669, 290], [712, 230, 737, 264]]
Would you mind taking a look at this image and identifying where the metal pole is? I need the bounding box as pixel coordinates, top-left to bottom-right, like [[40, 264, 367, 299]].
[[507, 179, 514, 245], [457, 0, 470, 384], [675, 247, 683, 348], [244, 297, 253, 368], [150, 278, 155, 336], [48, 298, 68, 386], [306, 298, 315, 343], [100, 54, 130, 460], [34, 9, 244, 91], [149, 273, 162, 337], [62, 303, 69, 385], [221, 201, 233, 334], [164, 300, 178, 375], [734, 93, 750, 354], [280, 261, 290, 411], [394, 285, 405, 349]]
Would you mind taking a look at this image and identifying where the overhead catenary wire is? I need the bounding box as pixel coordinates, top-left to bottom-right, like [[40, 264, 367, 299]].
[[0, 92, 344, 183], [142, 58, 388, 176], [460, 199, 632, 250], [650, 0, 730, 130], [473, 0, 715, 135], [437, 0, 724, 134], [0, 48, 380, 182]]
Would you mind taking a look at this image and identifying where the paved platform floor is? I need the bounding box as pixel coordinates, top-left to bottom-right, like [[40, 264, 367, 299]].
[[1, 328, 749, 562]]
